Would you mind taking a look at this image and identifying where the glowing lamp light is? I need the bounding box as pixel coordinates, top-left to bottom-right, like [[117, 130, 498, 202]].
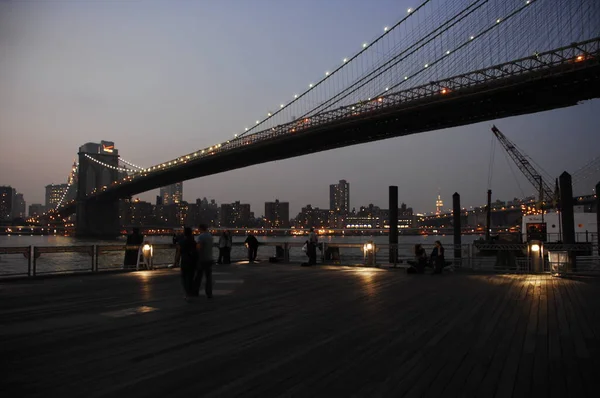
[[470, 36, 475, 40], [325, 71, 330, 76], [363, 43, 368, 48], [309, 83, 313, 88], [576, 55, 584, 62], [407, 8, 413, 13], [384, 26, 389, 31], [143, 244, 151, 253], [531, 244, 540, 252], [343, 58, 348, 63], [441, 88, 449, 94]]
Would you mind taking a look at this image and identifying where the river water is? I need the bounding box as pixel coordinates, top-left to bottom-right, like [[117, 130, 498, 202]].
[[0, 234, 482, 277]]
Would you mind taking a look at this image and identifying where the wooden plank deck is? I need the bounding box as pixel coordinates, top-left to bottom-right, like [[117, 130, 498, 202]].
[[1, 266, 599, 397]]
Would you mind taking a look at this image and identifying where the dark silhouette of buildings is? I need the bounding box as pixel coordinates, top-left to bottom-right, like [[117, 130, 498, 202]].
[[265, 199, 289, 228]]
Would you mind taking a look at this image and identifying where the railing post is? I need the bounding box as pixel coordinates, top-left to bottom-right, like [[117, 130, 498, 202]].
[[90, 245, 94, 272], [284, 243, 289, 263], [27, 245, 32, 277], [32, 247, 37, 277]]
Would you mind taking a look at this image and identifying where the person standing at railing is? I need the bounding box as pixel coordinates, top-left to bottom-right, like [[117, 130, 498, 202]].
[[224, 230, 232, 264], [217, 231, 230, 264], [194, 224, 214, 298], [430, 241, 445, 275], [307, 227, 318, 265], [123, 227, 144, 269], [178, 227, 198, 301], [245, 233, 259, 263]]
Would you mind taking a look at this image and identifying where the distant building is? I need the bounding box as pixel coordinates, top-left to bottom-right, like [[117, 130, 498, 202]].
[[220, 201, 251, 228], [294, 204, 330, 228], [265, 199, 290, 228], [160, 183, 183, 205], [12, 193, 26, 219], [130, 199, 154, 226], [45, 184, 68, 209], [330, 180, 350, 214], [0, 186, 15, 221], [435, 192, 444, 215], [28, 203, 45, 217], [188, 197, 219, 227]]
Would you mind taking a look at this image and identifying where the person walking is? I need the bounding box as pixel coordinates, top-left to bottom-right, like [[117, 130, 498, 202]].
[[244, 233, 259, 263], [178, 227, 198, 300], [194, 224, 214, 298]]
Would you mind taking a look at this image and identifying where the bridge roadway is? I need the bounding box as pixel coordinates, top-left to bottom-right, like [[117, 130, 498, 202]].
[[55, 39, 600, 217], [2, 265, 600, 397]]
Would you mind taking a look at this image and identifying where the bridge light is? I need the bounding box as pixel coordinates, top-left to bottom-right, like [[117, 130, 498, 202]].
[[385, 87, 389, 91], [384, 26, 389, 32], [267, 112, 271, 116], [446, 50, 450, 55], [378, 97, 383, 102], [441, 88, 449, 94], [245, 127, 249, 131], [325, 71, 330, 76], [201, 150, 205, 154], [576, 55, 584, 62], [404, 76, 408, 80], [407, 8, 413, 13], [234, 134, 238, 138], [470, 36, 474, 40], [294, 94, 298, 98], [256, 120, 259, 124], [362, 43, 368, 48], [496, 18, 501, 23], [343, 58, 348, 63], [424, 64, 428, 68]]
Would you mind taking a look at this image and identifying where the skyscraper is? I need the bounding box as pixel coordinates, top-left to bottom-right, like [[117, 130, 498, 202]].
[[329, 180, 350, 214], [265, 199, 290, 228], [0, 186, 15, 221], [45, 184, 68, 209], [160, 182, 183, 205], [12, 193, 26, 219], [435, 192, 444, 214]]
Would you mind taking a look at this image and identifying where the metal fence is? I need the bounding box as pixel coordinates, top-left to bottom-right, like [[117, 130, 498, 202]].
[[1, 240, 598, 278]]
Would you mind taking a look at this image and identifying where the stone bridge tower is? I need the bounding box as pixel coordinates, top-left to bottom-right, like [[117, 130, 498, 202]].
[[76, 141, 121, 238]]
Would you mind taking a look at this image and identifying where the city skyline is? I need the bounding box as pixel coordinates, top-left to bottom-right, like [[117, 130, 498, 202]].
[[1, 1, 599, 218]]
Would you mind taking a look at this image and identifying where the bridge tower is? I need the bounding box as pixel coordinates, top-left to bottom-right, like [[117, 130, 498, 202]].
[[75, 141, 121, 238]]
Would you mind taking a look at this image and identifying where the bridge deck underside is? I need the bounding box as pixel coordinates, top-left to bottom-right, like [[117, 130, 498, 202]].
[[58, 60, 600, 216]]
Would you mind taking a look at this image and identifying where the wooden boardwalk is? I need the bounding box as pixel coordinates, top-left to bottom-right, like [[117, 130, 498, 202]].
[[1, 265, 599, 397]]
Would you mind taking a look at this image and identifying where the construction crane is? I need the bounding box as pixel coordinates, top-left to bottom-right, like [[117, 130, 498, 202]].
[[491, 125, 556, 204]]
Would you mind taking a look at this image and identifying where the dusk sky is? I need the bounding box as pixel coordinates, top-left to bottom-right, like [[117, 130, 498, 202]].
[[1, 0, 599, 217]]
